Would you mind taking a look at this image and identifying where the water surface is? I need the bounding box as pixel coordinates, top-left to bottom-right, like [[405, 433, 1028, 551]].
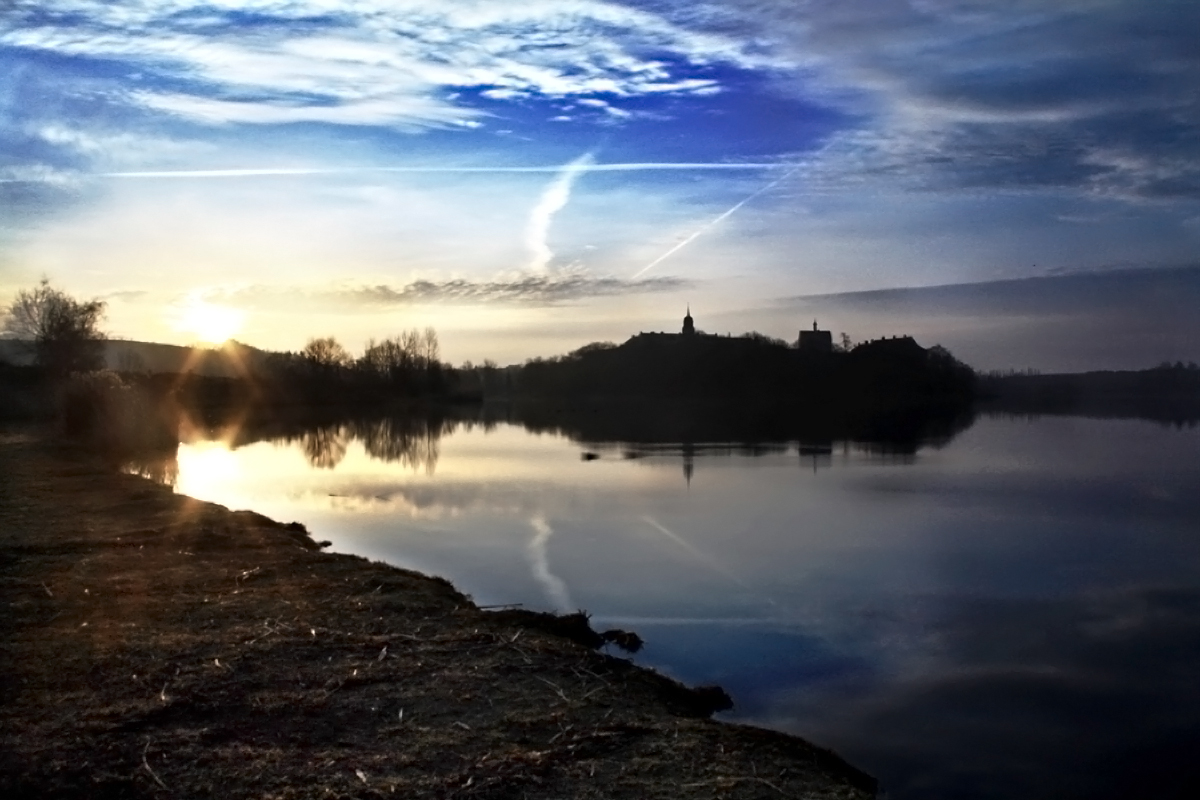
[[150, 411, 1200, 800]]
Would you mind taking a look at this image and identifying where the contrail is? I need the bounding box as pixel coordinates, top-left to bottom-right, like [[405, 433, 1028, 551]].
[[641, 516, 748, 587], [529, 515, 572, 611], [631, 168, 798, 279], [526, 152, 594, 272], [95, 162, 781, 180]]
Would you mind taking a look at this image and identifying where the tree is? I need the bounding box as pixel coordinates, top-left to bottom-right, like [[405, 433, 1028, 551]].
[[301, 336, 351, 371], [421, 326, 440, 367], [2, 279, 106, 376]]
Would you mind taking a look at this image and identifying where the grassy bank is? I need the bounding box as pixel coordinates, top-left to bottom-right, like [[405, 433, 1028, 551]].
[[0, 429, 875, 799]]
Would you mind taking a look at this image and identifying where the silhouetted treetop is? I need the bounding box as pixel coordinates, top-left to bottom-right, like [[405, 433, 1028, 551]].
[[2, 279, 106, 376]]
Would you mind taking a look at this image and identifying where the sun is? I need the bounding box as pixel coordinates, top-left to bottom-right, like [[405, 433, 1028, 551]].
[[175, 297, 246, 345]]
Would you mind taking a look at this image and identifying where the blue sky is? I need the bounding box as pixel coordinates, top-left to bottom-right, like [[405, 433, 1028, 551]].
[[2, 0, 1198, 369]]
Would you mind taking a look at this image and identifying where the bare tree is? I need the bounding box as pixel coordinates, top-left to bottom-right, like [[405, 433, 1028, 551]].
[[422, 326, 440, 367], [301, 336, 351, 371], [2, 279, 106, 376], [361, 337, 405, 381], [402, 329, 421, 369]]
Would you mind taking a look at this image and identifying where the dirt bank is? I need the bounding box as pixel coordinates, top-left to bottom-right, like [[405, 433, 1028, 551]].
[[0, 429, 875, 799]]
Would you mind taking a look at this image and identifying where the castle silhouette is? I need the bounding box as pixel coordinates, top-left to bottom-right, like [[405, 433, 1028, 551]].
[[648, 308, 834, 353]]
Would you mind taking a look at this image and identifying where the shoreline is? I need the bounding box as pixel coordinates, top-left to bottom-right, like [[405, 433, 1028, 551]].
[[0, 428, 875, 798]]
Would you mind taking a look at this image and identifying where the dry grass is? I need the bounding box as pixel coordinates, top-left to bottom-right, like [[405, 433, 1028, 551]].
[[0, 428, 875, 799]]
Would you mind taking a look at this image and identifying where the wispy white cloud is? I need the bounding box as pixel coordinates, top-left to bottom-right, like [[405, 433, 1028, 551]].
[[2, 0, 783, 131], [131, 91, 484, 130], [0, 164, 81, 186], [526, 152, 594, 272]]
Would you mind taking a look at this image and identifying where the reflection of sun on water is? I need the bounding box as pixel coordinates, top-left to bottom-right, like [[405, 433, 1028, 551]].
[[176, 442, 241, 499], [173, 296, 245, 344]]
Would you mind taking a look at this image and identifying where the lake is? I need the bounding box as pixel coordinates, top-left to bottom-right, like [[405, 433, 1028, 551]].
[[139, 407, 1200, 799]]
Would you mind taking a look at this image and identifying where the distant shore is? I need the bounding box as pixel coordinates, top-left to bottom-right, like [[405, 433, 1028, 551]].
[[0, 427, 875, 799]]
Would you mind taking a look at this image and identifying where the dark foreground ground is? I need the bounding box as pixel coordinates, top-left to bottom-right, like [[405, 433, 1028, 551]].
[[0, 430, 874, 799]]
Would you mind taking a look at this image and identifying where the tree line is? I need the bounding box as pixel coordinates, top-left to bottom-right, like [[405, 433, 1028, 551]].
[[0, 280, 454, 394], [276, 329, 447, 397], [0, 281, 466, 453]]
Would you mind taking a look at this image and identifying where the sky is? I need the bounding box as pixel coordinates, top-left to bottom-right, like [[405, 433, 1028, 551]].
[[1, 0, 1199, 370]]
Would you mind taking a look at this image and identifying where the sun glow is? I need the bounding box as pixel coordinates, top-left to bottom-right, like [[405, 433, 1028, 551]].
[[173, 296, 245, 344], [175, 442, 242, 501]]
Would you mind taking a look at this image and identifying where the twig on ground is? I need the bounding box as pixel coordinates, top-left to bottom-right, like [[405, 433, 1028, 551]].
[[755, 776, 788, 795], [506, 644, 533, 664], [142, 741, 168, 790], [535, 676, 570, 703]]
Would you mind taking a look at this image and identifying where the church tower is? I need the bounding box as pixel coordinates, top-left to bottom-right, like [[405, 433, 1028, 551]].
[[682, 306, 695, 336]]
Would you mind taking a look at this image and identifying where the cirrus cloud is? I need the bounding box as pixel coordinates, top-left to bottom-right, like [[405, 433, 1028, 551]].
[[702, 0, 1200, 200], [1, 0, 783, 133]]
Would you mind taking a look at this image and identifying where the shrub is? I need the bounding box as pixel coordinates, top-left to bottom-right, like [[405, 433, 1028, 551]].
[[60, 371, 178, 455]]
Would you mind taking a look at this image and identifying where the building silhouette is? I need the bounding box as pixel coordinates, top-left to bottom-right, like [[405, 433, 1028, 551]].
[[682, 306, 695, 336], [798, 320, 833, 353]]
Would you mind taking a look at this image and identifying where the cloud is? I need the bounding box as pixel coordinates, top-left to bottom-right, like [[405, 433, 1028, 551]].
[[8, 0, 1200, 206], [224, 267, 689, 309], [1, 0, 780, 134], [526, 152, 594, 272], [130, 91, 483, 130], [690, 0, 1200, 200], [100, 289, 148, 302]]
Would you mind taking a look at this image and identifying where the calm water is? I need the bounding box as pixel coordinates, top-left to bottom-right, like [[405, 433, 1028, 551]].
[[149, 412, 1200, 799]]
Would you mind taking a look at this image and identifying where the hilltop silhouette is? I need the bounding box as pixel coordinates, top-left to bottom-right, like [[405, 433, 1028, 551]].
[[509, 311, 976, 413]]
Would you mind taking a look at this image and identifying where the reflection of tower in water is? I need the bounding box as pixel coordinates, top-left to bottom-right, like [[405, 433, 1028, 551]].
[[682, 443, 695, 486], [798, 442, 833, 473]]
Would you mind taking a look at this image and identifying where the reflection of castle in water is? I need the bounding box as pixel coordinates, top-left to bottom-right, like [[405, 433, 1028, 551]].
[[676, 441, 833, 484], [798, 442, 833, 473]]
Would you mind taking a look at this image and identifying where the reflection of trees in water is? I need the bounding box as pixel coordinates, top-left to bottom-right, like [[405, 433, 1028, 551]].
[[507, 399, 977, 457], [349, 416, 451, 475], [124, 449, 180, 487], [228, 410, 459, 474], [302, 425, 349, 469]]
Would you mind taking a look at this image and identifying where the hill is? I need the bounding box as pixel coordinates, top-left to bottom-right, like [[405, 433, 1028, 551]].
[[512, 331, 976, 412], [0, 338, 270, 378]]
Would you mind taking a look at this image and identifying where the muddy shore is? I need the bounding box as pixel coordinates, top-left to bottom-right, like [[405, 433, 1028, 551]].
[[0, 429, 875, 799]]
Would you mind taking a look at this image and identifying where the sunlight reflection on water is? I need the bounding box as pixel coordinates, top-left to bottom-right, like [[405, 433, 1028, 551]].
[[151, 414, 1200, 800]]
